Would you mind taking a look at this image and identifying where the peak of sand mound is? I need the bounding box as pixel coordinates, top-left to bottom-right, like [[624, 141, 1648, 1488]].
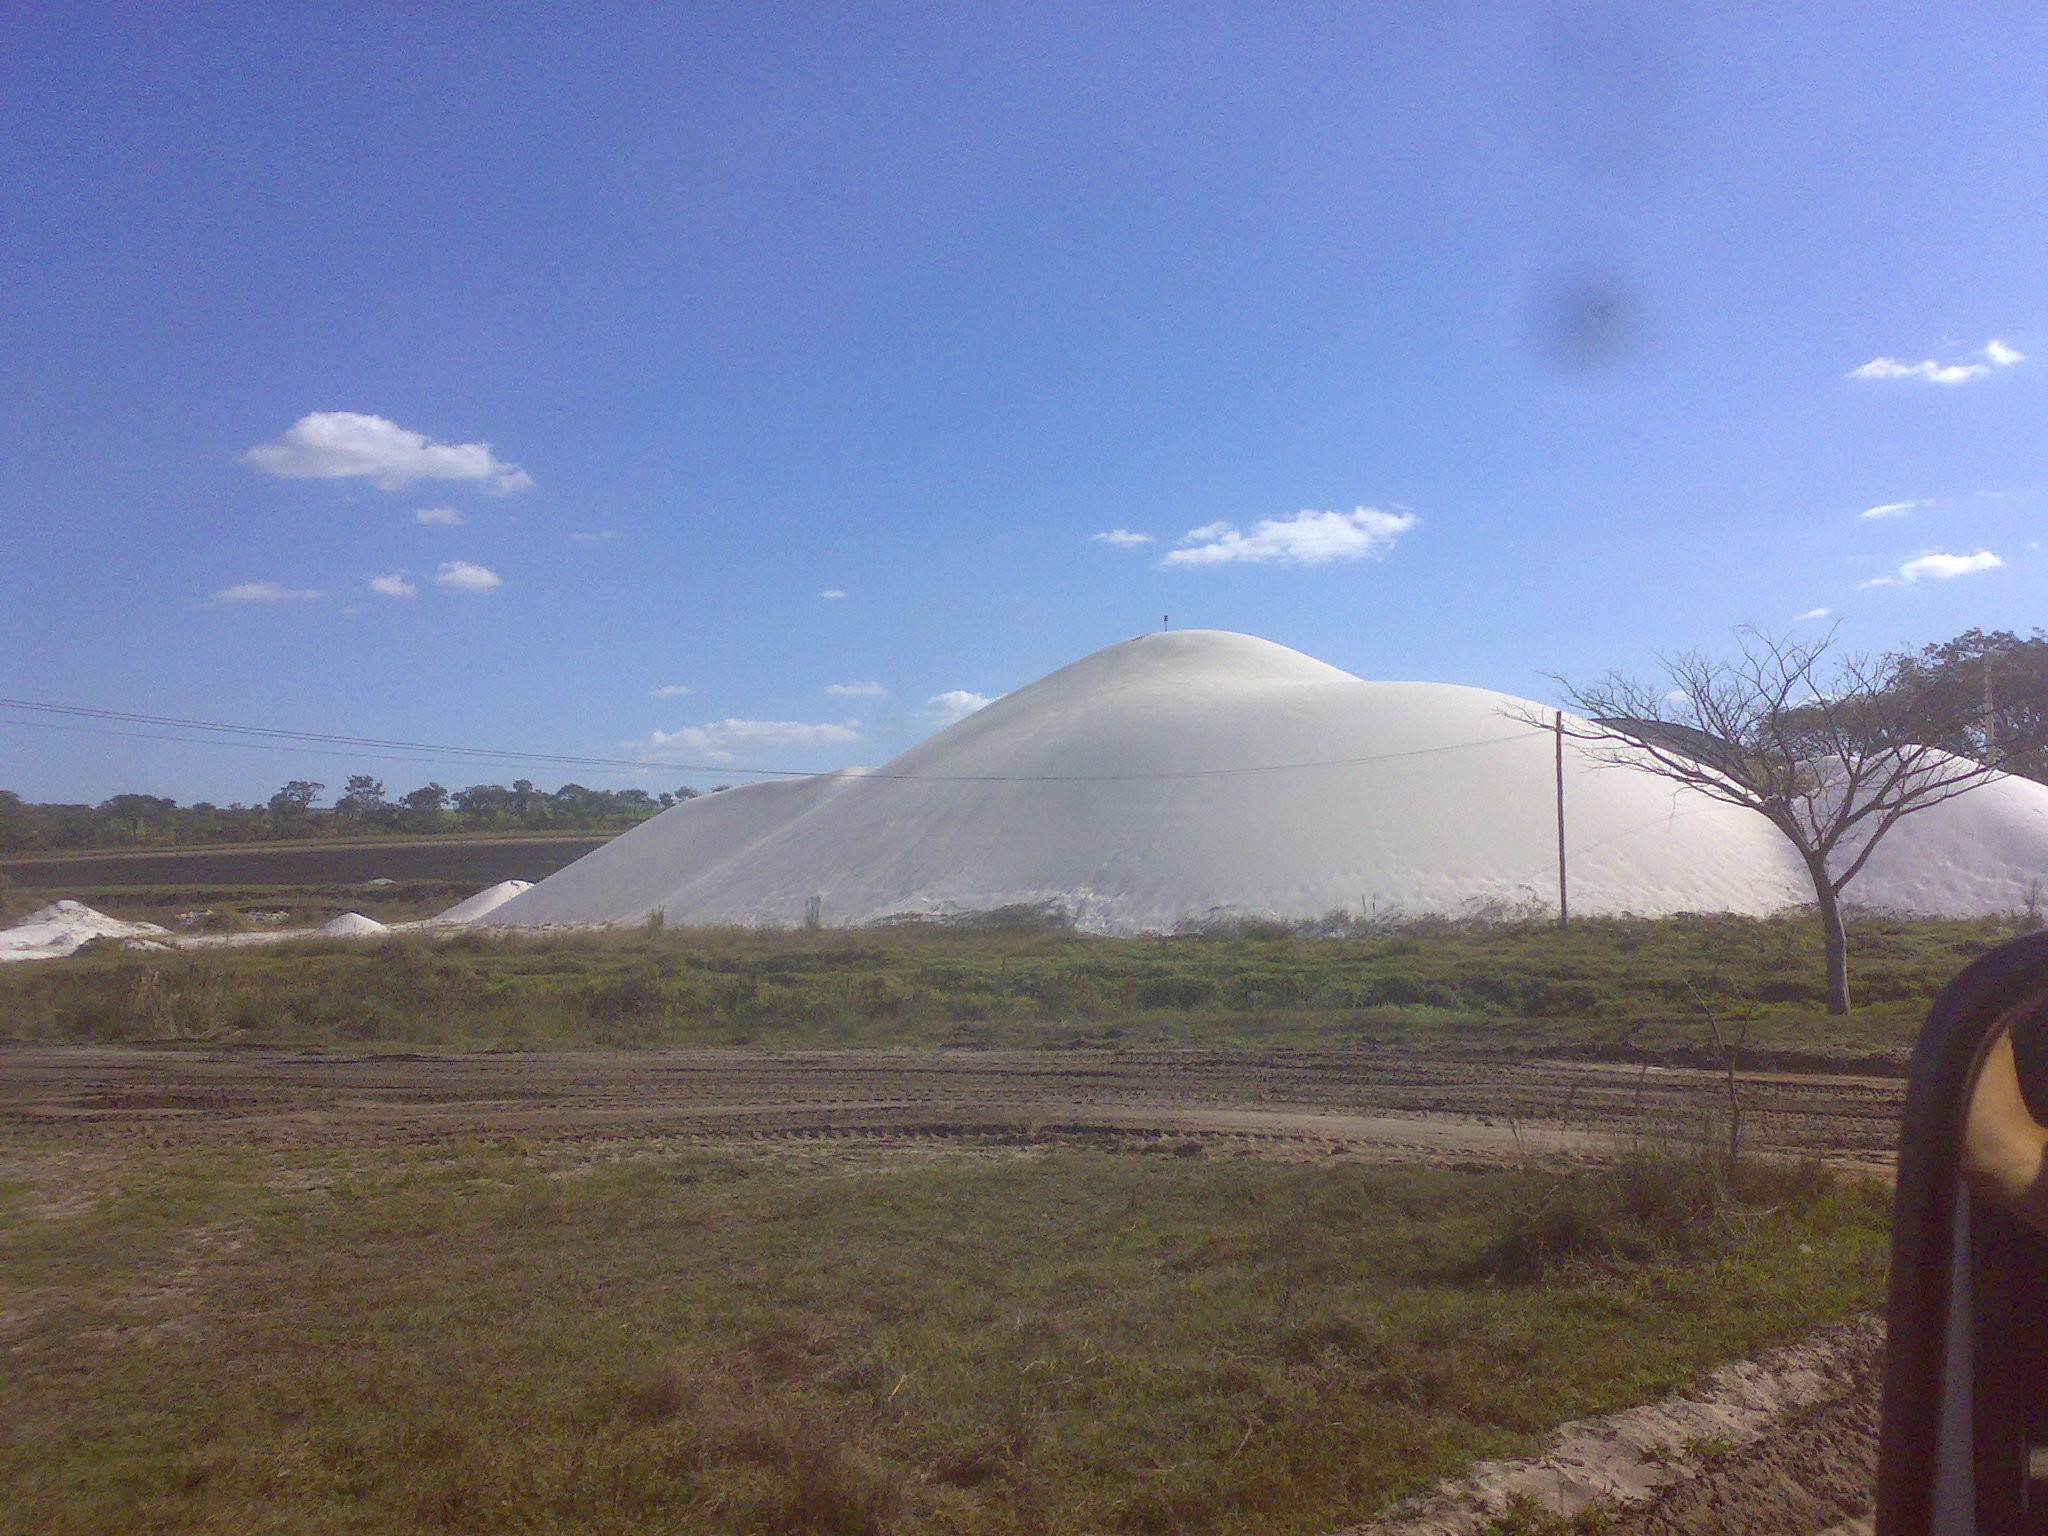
[[316, 912, 387, 938], [434, 880, 534, 925], [480, 630, 2048, 932]]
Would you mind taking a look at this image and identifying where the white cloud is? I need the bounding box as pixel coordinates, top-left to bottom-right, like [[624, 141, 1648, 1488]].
[[1897, 550, 2004, 581], [415, 505, 468, 527], [1860, 501, 1918, 520], [369, 572, 417, 599], [819, 589, 847, 600], [927, 690, 994, 725], [1092, 528, 1153, 548], [1862, 550, 2005, 587], [572, 530, 619, 543], [826, 681, 888, 697], [435, 560, 503, 593], [643, 718, 861, 764], [1849, 357, 1988, 385], [1794, 607, 1831, 622], [214, 581, 325, 604], [1848, 341, 2022, 387], [1161, 506, 1419, 569], [246, 412, 534, 492], [650, 684, 693, 699]]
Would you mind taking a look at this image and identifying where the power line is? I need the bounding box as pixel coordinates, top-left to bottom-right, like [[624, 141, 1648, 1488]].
[[0, 695, 1541, 786], [0, 697, 805, 779], [0, 715, 646, 774]]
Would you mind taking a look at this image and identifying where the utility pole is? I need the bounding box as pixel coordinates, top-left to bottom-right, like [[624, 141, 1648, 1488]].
[[1984, 642, 2001, 767], [1555, 710, 1569, 930]]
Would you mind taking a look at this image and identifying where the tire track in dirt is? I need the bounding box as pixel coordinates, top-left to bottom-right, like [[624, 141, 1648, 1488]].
[[0, 1046, 1903, 1168]]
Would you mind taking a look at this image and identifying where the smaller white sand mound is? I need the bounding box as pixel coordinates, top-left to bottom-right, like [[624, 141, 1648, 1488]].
[[316, 912, 387, 938], [434, 880, 534, 925], [0, 901, 173, 964]]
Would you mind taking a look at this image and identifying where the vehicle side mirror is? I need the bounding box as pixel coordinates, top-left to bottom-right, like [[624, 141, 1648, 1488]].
[[1879, 932, 2048, 1534]]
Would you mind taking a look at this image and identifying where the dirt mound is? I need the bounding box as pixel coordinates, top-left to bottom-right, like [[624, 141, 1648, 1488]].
[[1338, 1317, 1880, 1535], [1602, 1378, 1876, 1534]]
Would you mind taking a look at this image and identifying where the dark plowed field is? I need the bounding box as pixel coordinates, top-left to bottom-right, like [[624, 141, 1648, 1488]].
[[0, 836, 610, 889]]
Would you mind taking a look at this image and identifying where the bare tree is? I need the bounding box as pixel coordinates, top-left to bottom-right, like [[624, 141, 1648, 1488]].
[[1550, 626, 2005, 1014]]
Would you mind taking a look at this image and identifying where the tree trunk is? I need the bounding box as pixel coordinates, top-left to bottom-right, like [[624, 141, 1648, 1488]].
[[1804, 853, 1852, 1015]]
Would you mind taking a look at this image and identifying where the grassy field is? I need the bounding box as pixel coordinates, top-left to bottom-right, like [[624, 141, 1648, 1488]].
[[0, 908, 2024, 1058], [0, 1133, 1887, 1536]]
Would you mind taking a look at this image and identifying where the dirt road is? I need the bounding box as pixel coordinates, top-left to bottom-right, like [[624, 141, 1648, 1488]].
[[0, 1044, 1905, 1167]]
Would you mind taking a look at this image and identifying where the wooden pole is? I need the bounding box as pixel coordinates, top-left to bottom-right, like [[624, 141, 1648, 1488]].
[[1555, 710, 1569, 930], [1984, 645, 2000, 765]]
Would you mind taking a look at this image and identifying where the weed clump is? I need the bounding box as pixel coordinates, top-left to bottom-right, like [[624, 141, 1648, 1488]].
[[1469, 1142, 1836, 1284]]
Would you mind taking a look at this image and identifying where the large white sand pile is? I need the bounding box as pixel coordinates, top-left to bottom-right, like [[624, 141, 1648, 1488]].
[[1838, 764, 2048, 917], [315, 912, 387, 938], [433, 880, 534, 924], [483, 628, 2048, 933], [0, 901, 174, 964]]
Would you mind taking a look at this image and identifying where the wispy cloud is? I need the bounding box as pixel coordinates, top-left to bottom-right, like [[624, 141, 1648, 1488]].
[[650, 684, 693, 699], [643, 718, 861, 764], [1860, 500, 1918, 520], [1092, 528, 1153, 548], [415, 505, 468, 527], [214, 581, 326, 604], [1850, 358, 1988, 386], [435, 560, 503, 593], [1794, 607, 1832, 622], [369, 573, 417, 598], [571, 530, 619, 543], [826, 681, 888, 698], [1849, 340, 2023, 387], [1162, 507, 1418, 569], [927, 690, 994, 725], [1862, 550, 2005, 587], [246, 412, 534, 492], [819, 589, 847, 600]]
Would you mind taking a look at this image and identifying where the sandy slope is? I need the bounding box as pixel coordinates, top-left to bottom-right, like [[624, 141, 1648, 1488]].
[[0, 901, 172, 963], [487, 630, 2048, 931]]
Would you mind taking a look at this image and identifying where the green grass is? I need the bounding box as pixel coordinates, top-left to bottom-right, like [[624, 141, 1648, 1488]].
[[0, 909, 2024, 1057], [0, 1137, 1888, 1535]]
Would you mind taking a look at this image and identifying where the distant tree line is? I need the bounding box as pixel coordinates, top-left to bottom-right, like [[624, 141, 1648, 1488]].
[[1884, 628, 2048, 785], [0, 776, 729, 854]]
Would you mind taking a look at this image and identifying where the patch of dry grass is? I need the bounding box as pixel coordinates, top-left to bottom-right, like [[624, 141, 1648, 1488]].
[[0, 1135, 1887, 1535]]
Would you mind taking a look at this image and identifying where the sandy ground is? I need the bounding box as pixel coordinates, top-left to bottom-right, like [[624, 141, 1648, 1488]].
[[0, 1044, 1900, 1532], [1345, 1317, 1882, 1536]]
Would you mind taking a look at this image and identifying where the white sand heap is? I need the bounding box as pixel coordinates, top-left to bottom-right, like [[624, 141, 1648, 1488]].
[[477, 630, 2048, 933], [0, 901, 174, 963], [432, 880, 533, 924], [315, 912, 387, 938]]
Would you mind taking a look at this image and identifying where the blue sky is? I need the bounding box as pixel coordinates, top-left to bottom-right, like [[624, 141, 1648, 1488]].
[[3, 4, 2043, 804]]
